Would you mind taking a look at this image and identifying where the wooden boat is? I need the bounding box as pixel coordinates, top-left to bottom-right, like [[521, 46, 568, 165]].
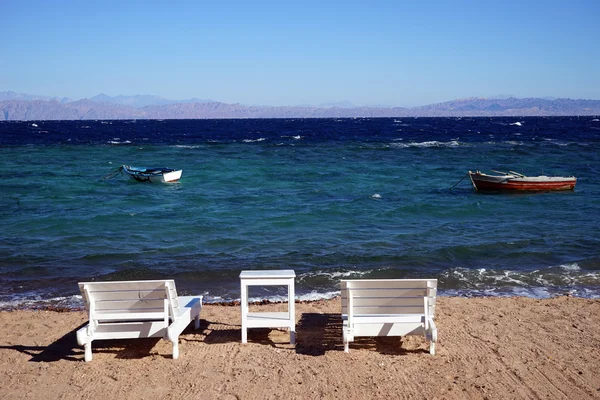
[[468, 170, 576, 191], [121, 165, 182, 183]]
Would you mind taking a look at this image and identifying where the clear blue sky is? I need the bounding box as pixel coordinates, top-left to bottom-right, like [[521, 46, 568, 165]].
[[2, 0, 599, 107]]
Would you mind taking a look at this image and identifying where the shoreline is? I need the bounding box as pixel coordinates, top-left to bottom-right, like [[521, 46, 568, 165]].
[[0, 292, 598, 313], [0, 295, 343, 312], [2, 295, 600, 399]]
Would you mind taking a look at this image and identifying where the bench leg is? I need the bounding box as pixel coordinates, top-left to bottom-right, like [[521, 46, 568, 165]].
[[84, 342, 92, 362], [194, 314, 200, 330], [343, 325, 352, 352], [428, 320, 437, 355], [172, 338, 180, 359], [290, 329, 296, 345]]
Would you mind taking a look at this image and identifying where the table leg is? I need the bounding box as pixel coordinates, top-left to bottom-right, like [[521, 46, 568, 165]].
[[241, 282, 248, 343], [289, 282, 295, 344]]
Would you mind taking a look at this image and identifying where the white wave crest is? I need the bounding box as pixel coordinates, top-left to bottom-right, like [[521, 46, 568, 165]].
[[0, 294, 83, 311], [183, 290, 340, 304], [484, 140, 523, 146], [298, 270, 370, 280], [242, 291, 340, 303], [559, 263, 580, 271], [296, 290, 340, 301], [243, 138, 266, 143], [108, 140, 132, 145], [391, 140, 460, 148]]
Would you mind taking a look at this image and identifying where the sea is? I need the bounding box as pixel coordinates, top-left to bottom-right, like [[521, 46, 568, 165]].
[[1, 117, 600, 310]]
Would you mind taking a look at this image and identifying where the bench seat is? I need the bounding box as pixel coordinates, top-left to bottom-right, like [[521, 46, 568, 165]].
[[76, 280, 202, 362]]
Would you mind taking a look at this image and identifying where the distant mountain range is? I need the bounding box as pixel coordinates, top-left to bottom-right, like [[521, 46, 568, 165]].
[[1, 91, 599, 120], [89, 93, 213, 108]]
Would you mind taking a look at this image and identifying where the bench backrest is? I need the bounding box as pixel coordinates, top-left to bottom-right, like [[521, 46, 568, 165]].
[[78, 280, 181, 321], [341, 279, 437, 317]]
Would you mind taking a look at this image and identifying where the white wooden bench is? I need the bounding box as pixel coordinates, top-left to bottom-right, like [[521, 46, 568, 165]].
[[341, 279, 437, 354], [76, 280, 202, 362]]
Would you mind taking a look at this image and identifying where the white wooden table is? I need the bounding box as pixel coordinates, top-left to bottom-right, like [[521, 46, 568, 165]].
[[239, 269, 296, 344]]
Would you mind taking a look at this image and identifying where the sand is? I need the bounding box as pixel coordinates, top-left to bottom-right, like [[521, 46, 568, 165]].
[[1, 296, 599, 399]]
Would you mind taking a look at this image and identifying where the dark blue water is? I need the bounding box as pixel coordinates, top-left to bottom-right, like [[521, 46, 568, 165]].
[[1, 117, 600, 309]]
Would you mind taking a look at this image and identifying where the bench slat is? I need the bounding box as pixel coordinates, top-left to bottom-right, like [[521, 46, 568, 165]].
[[94, 311, 167, 321], [341, 279, 435, 289], [91, 321, 167, 339], [342, 305, 428, 315], [80, 280, 174, 292], [343, 297, 429, 307], [341, 288, 429, 298], [82, 289, 166, 302], [344, 314, 425, 323], [92, 299, 166, 311]]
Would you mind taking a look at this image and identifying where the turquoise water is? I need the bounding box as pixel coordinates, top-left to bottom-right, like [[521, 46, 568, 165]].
[[1, 117, 600, 308]]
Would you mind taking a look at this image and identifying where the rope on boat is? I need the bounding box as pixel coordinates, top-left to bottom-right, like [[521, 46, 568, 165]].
[[450, 173, 469, 190], [99, 166, 123, 181]]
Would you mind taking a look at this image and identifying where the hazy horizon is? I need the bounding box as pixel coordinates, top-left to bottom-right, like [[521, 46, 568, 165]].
[[4, 89, 599, 111]]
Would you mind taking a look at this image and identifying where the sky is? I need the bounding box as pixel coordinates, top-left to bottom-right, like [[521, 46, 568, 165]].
[[1, 0, 599, 107]]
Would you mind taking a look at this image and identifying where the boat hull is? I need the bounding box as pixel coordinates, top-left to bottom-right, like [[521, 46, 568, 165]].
[[468, 171, 576, 191], [122, 166, 182, 183]]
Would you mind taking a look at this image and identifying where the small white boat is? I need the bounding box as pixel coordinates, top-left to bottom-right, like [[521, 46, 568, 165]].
[[121, 165, 182, 183]]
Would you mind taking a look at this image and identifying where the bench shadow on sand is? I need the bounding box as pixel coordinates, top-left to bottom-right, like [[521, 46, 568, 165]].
[[0, 321, 88, 362], [0, 321, 209, 363], [3, 312, 425, 362], [200, 313, 345, 353], [294, 313, 344, 355], [294, 313, 424, 356]]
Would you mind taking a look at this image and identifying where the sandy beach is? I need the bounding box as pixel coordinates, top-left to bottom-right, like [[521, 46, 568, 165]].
[[1, 296, 599, 399]]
